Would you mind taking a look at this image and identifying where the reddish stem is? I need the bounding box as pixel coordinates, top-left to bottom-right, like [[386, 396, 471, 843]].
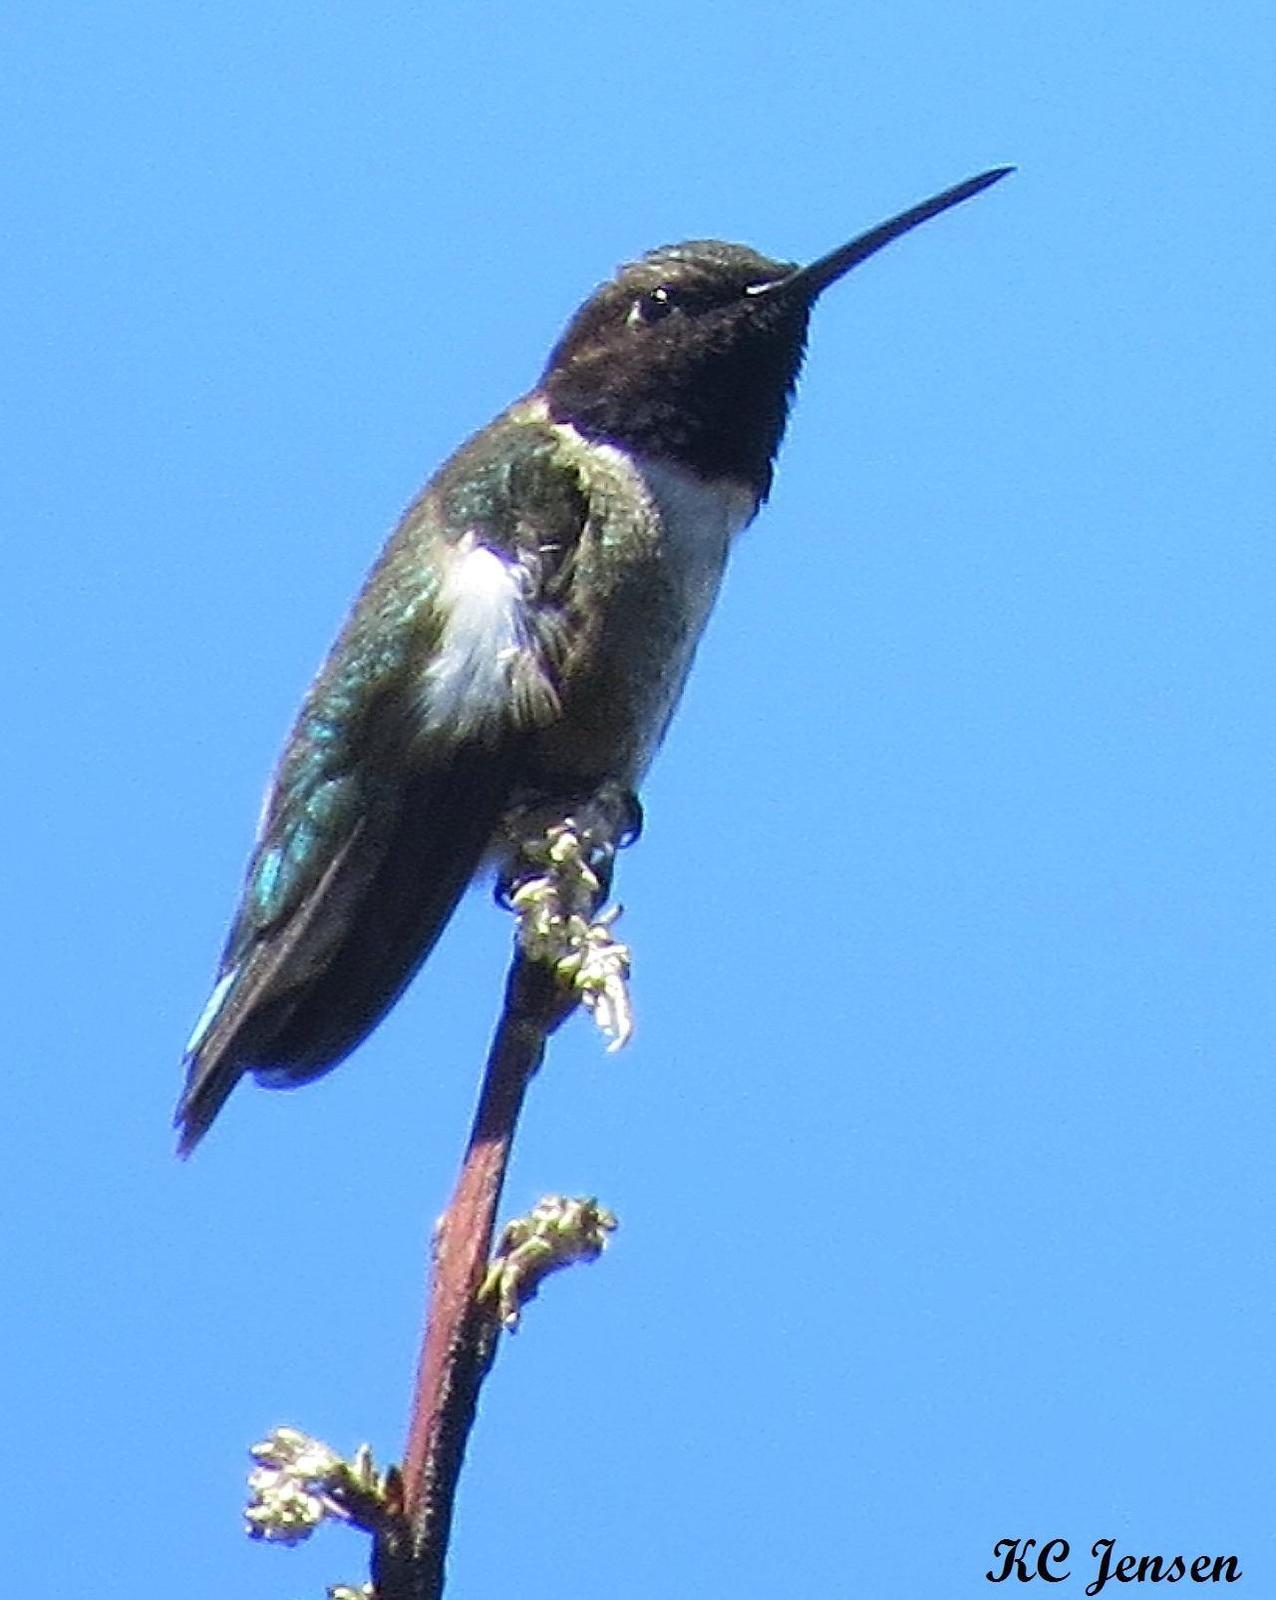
[[374, 956, 575, 1600]]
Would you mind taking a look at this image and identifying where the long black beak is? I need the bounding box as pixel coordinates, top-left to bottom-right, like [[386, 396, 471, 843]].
[[750, 166, 1013, 302]]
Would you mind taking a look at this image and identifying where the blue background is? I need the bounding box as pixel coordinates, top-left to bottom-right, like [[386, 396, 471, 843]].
[[5, 4, 1274, 1595]]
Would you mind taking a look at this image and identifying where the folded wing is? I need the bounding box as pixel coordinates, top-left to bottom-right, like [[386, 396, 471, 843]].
[[176, 431, 580, 1153]]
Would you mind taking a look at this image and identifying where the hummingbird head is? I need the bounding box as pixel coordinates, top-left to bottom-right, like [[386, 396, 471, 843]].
[[542, 239, 807, 492], [540, 166, 1012, 494]]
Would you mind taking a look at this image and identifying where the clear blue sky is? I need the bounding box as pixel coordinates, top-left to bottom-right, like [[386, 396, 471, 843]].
[[5, 4, 1275, 1596]]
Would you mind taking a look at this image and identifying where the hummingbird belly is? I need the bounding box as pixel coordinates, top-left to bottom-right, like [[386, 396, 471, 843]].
[[523, 437, 758, 792]]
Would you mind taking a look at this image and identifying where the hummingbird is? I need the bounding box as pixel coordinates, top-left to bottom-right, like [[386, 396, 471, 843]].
[[176, 165, 1011, 1153]]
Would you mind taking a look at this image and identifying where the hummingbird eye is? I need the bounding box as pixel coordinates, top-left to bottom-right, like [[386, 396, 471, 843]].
[[628, 285, 677, 328]]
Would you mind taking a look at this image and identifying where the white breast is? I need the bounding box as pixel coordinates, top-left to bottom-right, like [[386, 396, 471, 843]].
[[631, 452, 758, 620], [608, 449, 759, 774], [419, 537, 535, 737]]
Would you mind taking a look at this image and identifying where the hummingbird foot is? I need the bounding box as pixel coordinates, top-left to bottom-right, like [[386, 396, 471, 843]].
[[508, 825, 634, 1048], [504, 784, 637, 1047], [479, 1194, 618, 1331]]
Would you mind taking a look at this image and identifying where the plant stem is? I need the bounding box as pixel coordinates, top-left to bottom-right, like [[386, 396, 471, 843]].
[[373, 955, 577, 1600]]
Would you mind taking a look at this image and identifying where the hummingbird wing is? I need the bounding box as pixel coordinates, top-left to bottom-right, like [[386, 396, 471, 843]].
[[176, 413, 586, 1153]]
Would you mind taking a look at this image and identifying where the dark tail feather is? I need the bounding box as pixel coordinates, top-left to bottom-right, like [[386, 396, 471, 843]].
[[261, 746, 517, 1071], [176, 744, 518, 1155], [174, 1041, 244, 1157]]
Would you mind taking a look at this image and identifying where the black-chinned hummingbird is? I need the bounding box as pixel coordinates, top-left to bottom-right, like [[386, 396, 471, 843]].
[[177, 166, 1011, 1152]]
